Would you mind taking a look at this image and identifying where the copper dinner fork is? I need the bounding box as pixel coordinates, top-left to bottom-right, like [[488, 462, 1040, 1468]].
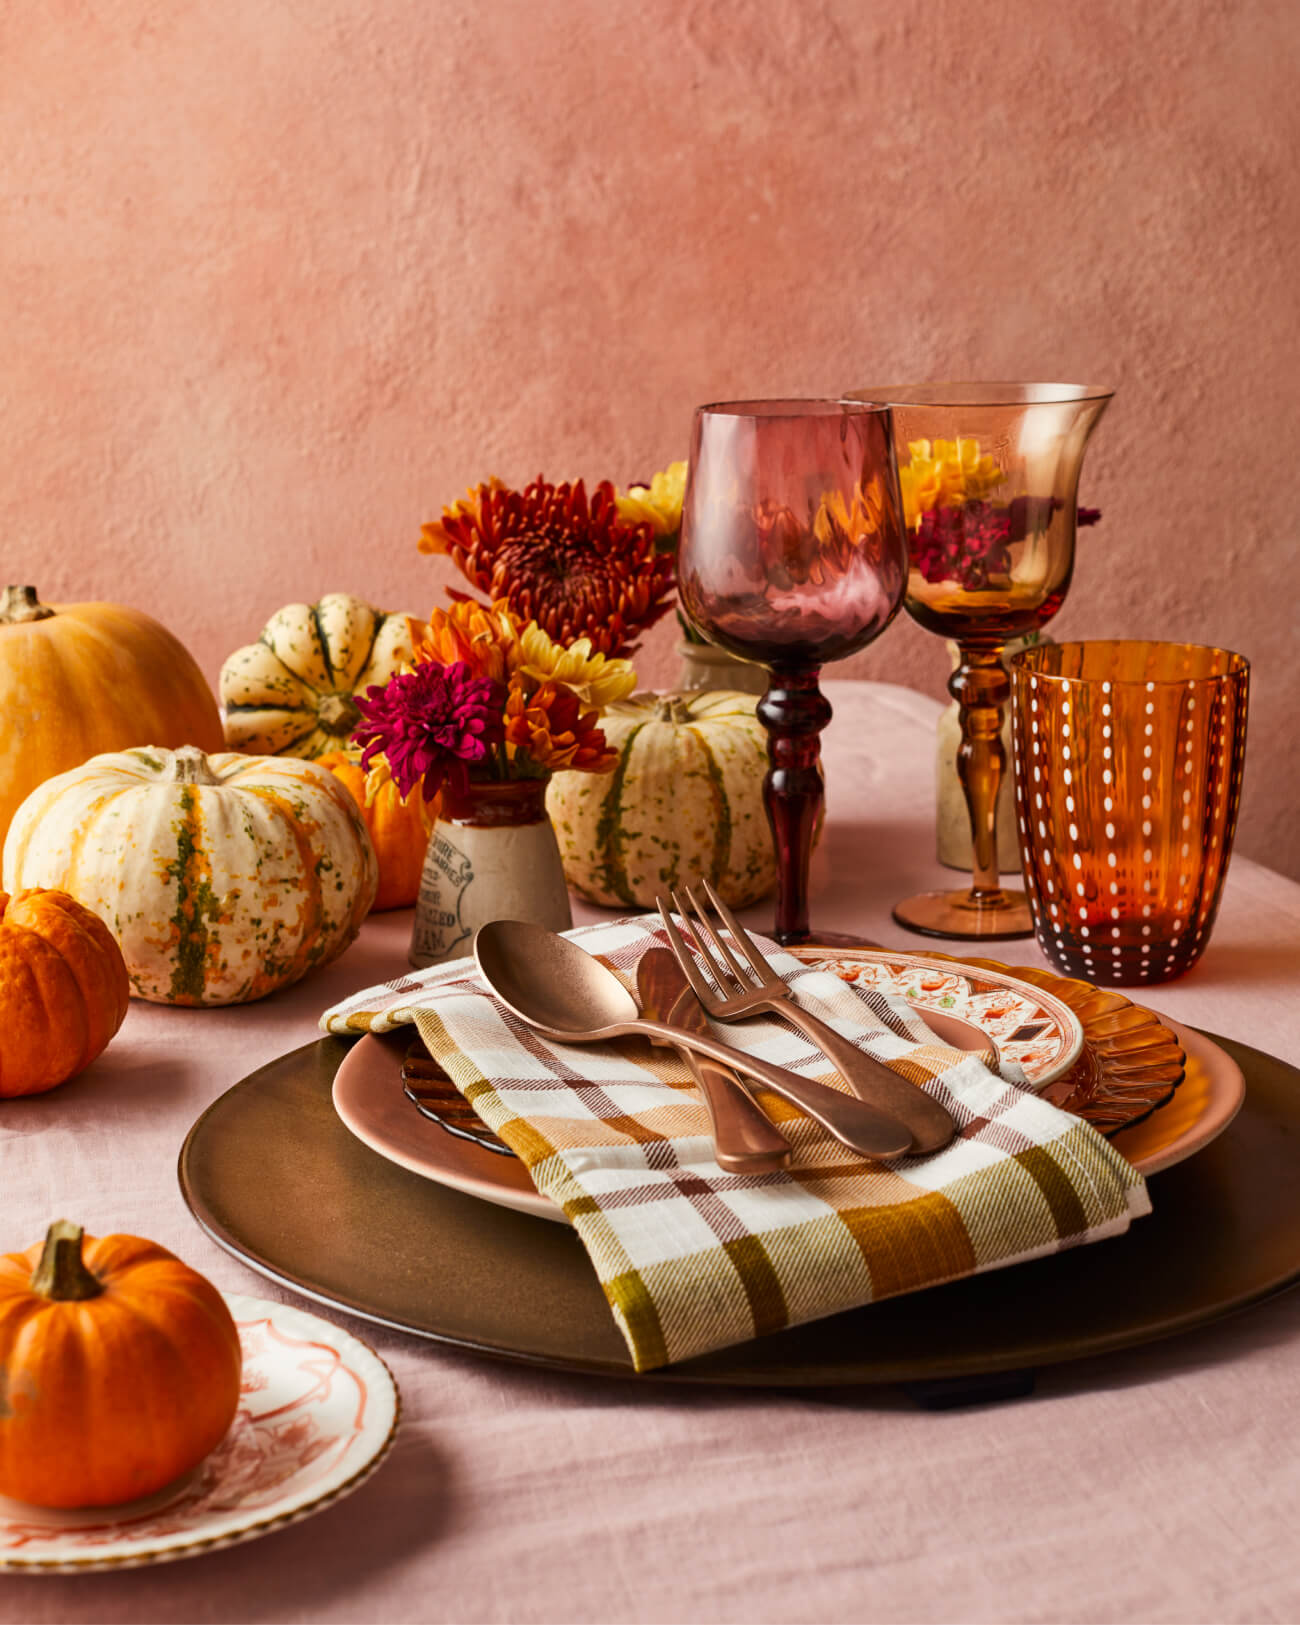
[[656, 880, 957, 1155]]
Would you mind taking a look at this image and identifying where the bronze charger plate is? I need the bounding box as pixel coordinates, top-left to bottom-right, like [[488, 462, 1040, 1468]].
[[179, 1026, 1300, 1386]]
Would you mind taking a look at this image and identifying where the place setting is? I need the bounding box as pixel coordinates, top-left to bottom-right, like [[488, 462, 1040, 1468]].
[[168, 388, 1286, 1390], [2, 384, 1293, 1574]]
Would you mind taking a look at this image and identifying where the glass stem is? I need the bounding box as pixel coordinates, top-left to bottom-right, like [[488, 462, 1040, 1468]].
[[951, 645, 1010, 901], [757, 666, 831, 944]]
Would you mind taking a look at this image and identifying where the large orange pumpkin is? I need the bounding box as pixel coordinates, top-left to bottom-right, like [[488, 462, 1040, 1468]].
[[0, 585, 223, 849], [317, 751, 435, 911], [0, 888, 130, 1097], [0, 1221, 242, 1508]]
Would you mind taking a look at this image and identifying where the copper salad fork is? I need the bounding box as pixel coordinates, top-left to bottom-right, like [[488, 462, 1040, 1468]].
[[656, 881, 957, 1155]]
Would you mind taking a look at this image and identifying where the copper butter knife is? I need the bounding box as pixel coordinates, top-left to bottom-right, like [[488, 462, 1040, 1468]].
[[636, 949, 791, 1174]]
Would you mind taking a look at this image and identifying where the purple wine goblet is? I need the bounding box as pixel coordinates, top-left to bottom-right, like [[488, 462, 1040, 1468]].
[[677, 400, 909, 945]]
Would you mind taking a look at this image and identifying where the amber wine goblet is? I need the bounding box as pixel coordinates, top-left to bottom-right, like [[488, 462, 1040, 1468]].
[[845, 382, 1113, 940]]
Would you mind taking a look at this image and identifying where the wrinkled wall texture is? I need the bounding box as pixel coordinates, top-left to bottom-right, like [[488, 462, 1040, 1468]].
[[3, 0, 1297, 877]]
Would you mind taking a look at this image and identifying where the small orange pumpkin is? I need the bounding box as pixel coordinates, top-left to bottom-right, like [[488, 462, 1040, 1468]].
[[0, 1221, 242, 1507], [0, 888, 129, 1097], [318, 751, 435, 911]]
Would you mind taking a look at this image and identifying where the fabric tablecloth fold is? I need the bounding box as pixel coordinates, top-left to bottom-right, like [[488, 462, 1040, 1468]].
[[327, 916, 1151, 1370]]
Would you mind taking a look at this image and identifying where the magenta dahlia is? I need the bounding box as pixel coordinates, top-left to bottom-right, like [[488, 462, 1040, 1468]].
[[353, 660, 505, 802]]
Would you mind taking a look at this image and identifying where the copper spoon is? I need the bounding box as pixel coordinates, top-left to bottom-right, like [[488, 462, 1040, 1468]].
[[473, 920, 913, 1161]]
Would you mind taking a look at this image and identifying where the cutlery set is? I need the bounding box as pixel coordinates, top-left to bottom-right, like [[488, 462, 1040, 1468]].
[[473, 879, 969, 1169]]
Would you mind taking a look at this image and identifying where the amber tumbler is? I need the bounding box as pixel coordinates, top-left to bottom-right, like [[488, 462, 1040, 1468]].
[[1010, 640, 1249, 986]]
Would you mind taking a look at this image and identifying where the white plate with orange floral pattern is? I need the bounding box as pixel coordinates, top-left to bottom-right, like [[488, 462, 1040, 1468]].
[[0, 1295, 399, 1572], [802, 948, 1085, 1084]]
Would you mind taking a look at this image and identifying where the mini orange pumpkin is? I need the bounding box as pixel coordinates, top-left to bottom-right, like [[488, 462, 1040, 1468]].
[[318, 751, 435, 911], [0, 1221, 242, 1507], [0, 888, 130, 1097]]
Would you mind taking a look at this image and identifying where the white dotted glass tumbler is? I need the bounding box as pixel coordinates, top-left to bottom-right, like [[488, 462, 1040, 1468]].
[[1010, 640, 1249, 986]]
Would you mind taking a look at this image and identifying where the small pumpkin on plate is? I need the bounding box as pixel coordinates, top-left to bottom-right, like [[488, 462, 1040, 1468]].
[[3, 745, 378, 1005], [0, 1221, 242, 1508], [0, 584, 223, 849], [0, 888, 129, 1097], [546, 690, 776, 908], [317, 751, 434, 912], [220, 592, 423, 759]]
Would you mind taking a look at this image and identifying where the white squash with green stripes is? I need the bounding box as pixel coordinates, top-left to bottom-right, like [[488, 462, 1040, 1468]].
[[3, 746, 378, 1006], [546, 691, 776, 908], [220, 592, 421, 759]]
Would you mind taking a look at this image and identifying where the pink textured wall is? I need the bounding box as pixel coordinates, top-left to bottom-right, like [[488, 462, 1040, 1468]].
[[3, 1, 1297, 876]]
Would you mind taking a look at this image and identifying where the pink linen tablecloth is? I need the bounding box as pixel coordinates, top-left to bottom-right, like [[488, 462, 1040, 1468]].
[[2, 679, 1297, 1625]]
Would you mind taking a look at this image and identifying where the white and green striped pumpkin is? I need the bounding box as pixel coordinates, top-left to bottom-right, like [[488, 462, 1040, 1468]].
[[2, 746, 378, 1006], [546, 691, 776, 909], [220, 592, 422, 760]]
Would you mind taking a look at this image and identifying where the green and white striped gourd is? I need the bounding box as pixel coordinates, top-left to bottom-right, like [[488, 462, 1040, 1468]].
[[2, 746, 378, 1006], [546, 691, 775, 908], [219, 592, 421, 759]]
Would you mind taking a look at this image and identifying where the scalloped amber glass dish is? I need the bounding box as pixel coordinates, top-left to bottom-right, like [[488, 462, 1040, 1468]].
[[402, 945, 1184, 1148]]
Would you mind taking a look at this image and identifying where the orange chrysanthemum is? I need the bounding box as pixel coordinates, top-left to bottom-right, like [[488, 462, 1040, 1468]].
[[420, 477, 676, 658], [503, 676, 616, 775], [415, 597, 521, 685]]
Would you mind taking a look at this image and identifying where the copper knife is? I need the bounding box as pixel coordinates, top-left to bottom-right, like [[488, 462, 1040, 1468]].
[[636, 949, 792, 1174]]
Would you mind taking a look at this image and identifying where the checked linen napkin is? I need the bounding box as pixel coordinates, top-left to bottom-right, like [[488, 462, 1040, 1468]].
[[322, 916, 1150, 1371]]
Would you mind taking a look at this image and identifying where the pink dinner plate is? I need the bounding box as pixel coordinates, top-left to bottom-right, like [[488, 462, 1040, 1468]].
[[332, 1017, 1243, 1227]]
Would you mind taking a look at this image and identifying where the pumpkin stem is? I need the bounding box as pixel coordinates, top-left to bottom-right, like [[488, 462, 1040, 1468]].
[[30, 1221, 104, 1301], [653, 694, 694, 725], [168, 746, 220, 786], [0, 585, 55, 624], [317, 693, 362, 737]]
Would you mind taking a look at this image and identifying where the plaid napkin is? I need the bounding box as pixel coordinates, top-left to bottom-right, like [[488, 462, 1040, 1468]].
[[324, 916, 1150, 1371]]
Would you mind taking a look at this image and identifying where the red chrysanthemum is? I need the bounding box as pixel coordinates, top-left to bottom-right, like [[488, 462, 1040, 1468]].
[[420, 476, 676, 658]]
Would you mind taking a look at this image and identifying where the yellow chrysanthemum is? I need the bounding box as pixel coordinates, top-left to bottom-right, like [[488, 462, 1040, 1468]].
[[899, 438, 1004, 528], [615, 460, 688, 538], [416, 594, 635, 718], [513, 622, 637, 711]]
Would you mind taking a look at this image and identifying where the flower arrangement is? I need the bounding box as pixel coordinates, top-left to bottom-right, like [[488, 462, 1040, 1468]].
[[352, 599, 637, 808], [900, 437, 1100, 591]]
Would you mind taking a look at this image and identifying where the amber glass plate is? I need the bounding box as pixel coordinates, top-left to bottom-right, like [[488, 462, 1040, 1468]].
[[402, 946, 1186, 1153], [403, 1047, 512, 1156]]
